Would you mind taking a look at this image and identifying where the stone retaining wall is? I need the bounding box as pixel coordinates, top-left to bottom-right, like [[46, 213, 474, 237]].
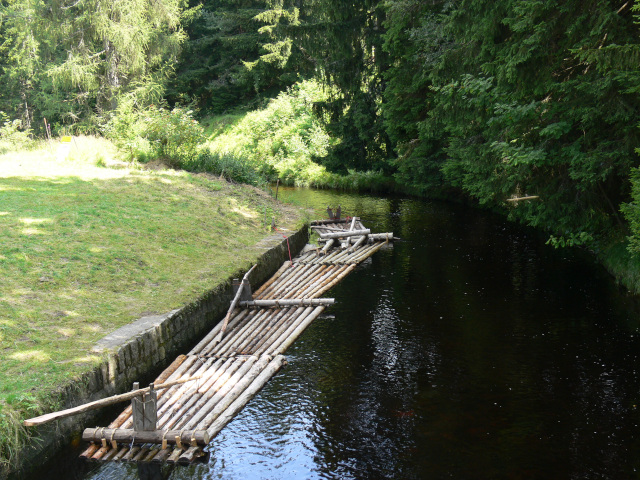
[[9, 225, 308, 479]]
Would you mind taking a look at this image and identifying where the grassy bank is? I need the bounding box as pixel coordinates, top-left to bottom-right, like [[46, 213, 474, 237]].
[[195, 81, 394, 192], [0, 136, 305, 470]]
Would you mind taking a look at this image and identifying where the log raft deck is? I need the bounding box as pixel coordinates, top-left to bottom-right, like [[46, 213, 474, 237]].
[[25, 216, 396, 466]]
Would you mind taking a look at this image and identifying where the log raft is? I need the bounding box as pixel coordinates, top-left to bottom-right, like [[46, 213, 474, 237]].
[[26, 218, 395, 465]]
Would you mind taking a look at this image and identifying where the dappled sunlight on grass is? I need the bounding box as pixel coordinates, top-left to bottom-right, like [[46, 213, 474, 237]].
[[9, 351, 50, 362], [20, 227, 48, 235], [19, 218, 52, 225]]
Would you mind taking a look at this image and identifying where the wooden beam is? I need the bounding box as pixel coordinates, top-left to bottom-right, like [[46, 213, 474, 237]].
[[82, 428, 210, 447], [24, 376, 202, 427], [318, 229, 370, 240], [239, 298, 335, 308]]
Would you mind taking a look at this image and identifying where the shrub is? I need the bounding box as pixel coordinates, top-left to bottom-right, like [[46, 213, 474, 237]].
[[104, 105, 205, 167], [0, 112, 32, 154]]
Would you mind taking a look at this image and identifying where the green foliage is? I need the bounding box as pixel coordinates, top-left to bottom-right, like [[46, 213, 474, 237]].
[[205, 80, 336, 185], [0, 0, 192, 133], [257, 0, 392, 173], [622, 165, 640, 255], [381, 0, 640, 245], [168, 0, 299, 113], [104, 105, 205, 167], [0, 112, 32, 153], [186, 151, 266, 185]]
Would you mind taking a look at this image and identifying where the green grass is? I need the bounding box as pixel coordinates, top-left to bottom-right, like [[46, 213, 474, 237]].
[[0, 136, 304, 469]]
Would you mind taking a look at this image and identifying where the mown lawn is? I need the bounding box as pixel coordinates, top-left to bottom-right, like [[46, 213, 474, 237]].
[[0, 136, 304, 468]]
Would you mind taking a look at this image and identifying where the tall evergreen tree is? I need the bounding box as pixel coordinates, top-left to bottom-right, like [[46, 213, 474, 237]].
[[169, 0, 301, 112]]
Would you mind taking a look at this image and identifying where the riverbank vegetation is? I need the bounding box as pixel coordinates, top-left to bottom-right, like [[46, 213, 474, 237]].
[[0, 141, 303, 470]]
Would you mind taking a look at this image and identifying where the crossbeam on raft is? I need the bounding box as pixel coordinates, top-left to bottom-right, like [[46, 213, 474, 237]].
[[319, 232, 396, 243], [318, 229, 370, 240], [83, 428, 210, 447], [310, 218, 356, 225], [239, 298, 335, 308]]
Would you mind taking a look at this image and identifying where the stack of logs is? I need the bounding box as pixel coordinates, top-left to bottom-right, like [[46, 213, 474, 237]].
[[25, 217, 395, 465]]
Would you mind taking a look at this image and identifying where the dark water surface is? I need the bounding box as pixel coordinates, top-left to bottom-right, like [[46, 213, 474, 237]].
[[76, 188, 640, 479]]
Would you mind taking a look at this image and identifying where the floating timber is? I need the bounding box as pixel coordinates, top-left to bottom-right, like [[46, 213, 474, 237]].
[[25, 218, 395, 466]]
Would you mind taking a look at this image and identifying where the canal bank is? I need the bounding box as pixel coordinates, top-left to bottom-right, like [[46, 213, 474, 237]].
[[6, 225, 308, 480]]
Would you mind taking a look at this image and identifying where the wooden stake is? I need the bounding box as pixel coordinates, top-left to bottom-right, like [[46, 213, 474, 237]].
[[214, 265, 257, 345]]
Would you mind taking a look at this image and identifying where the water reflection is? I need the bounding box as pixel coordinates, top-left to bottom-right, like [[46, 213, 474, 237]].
[[78, 188, 640, 480]]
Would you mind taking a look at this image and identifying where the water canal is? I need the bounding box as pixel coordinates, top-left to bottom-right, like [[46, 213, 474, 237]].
[[63, 188, 640, 479]]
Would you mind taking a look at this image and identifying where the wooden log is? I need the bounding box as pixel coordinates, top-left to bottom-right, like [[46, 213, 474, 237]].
[[178, 446, 205, 464], [239, 309, 296, 354], [214, 309, 272, 358], [121, 356, 206, 429], [297, 266, 345, 299], [318, 229, 370, 240], [318, 232, 396, 243], [141, 448, 161, 463], [310, 225, 350, 232], [312, 265, 356, 297], [321, 238, 335, 255], [90, 446, 110, 461], [234, 308, 293, 354], [265, 306, 325, 356], [82, 428, 210, 446], [113, 446, 130, 461], [272, 307, 326, 356], [151, 447, 173, 464], [196, 355, 274, 430], [166, 447, 183, 464], [190, 309, 248, 355], [101, 446, 121, 462], [506, 195, 539, 202], [341, 216, 358, 249], [214, 264, 257, 344], [199, 310, 252, 356], [351, 240, 386, 263], [158, 358, 242, 430], [132, 447, 150, 462], [24, 375, 202, 427], [243, 308, 302, 355], [256, 264, 304, 298], [252, 261, 290, 297], [80, 443, 100, 460], [347, 234, 368, 253], [239, 298, 335, 308], [310, 218, 353, 225], [205, 355, 286, 438], [256, 307, 316, 356], [122, 446, 141, 462], [181, 356, 261, 430], [154, 358, 220, 427]]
